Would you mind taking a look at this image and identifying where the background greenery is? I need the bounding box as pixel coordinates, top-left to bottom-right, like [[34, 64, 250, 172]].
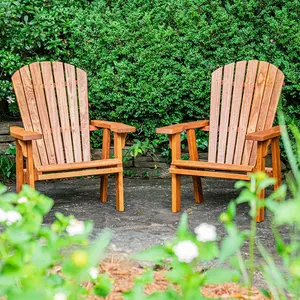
[[1, 0, 299, 149]]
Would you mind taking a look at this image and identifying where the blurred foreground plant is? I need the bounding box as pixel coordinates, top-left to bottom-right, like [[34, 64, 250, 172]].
[[0, 185, 112, 299]]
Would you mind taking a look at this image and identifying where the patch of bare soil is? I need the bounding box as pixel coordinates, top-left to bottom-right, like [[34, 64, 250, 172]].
[[83, 256, 269, 300]]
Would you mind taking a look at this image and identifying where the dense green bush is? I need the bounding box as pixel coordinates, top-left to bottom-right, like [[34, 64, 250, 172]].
[[1, 0, 299, 148]]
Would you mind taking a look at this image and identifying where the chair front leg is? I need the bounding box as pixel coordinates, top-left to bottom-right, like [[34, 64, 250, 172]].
[[271, 137, 282, 192], [114, 132, 126, 212], [100, 128, 111, 203], [16, 140, 24, 193], [26, 141, 35, 189], [255, 140, 269, 222], [170, 133, 181, 212], [187, 129, 204, 203]]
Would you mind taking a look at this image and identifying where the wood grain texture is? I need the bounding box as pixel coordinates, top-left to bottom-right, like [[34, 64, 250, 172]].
[[37, 158, 120, 172], [65, 63, 82, 162], [30, 62, 57, 164], [172, 160, 253, 172], [242, 61, 269, 165], [187, 129, 203, 203], [100, 128, 111, 203], [170, 168, 250, 181], [226, 61, 247, 164], [41, 62, 65, 164], [53, 62, 74, 163], [217, 63, 235, 163], [19, 66, 49, 165], [234, 60, 259, 165], [208, 67, 222, 163], [11, 71, 41, 166], [271, 137, 282, 192], [77, 67, 90, 162], [38, 167, 122, 180], [16, 140, 24, 192], [246, 126, 281, 141], [171, 134, 181, 212]]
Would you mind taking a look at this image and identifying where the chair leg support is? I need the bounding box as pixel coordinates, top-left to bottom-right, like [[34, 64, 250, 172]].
[[26, 142, 35, 189], [192, 177, 204, 203], [100, 175, 109, 203], [172, 174, 181, 212], [271, 137, 282, 193], [16, 141, 24, 193], [255, 141, 268, 222], [115, 172, 124, 212]]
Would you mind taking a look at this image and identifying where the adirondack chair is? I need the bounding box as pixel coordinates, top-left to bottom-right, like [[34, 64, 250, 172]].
[[157, 60, 284, 222], [10, 61, 136, 211]]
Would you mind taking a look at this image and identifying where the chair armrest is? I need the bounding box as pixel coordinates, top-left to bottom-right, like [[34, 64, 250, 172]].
[[90, 120, 136, 133], [246, 126, 281, 141], [156, 120, 209, 134], [10, 126, 42, 141]]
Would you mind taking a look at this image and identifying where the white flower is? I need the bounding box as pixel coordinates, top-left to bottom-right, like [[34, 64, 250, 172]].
[[66, 219, 85, 236], [0, 209, 7, 222], [5, 211, 22, 225], [54, 293, 67, 300], [173, 240, 199, 263], [89, 267, 99, 279], [7, 96, 14, 104], [194, 223, 217, 242], [17, 196, 28, 204]]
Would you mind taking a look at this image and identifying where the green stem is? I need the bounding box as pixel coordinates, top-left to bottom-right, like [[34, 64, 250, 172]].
[[248, 199, 257, 295]]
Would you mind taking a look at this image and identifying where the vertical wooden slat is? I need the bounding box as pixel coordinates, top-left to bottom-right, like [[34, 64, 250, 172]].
[[264, 70, 285, 129], [225, 61, 247, 164], [242, 61, 269, 165], [41, 62, 65, 164], [208, 67, 222, 163], [65, 63, 82, 162], [234, 60, 259, 165], [52, 62, 74, 163], [11, 71, 41, 166], [77, 67, 90, 162], [187, 129, 203, 203], [217, 63, 235, 163], [30, 62, 57, 165], [249, 64, 278, 165], [100, 128, 111, 203], [19, 66, 49, 165]]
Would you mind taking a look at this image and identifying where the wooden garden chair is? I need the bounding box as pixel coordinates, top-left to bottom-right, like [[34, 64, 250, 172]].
[[10, 61, 136, 211], [157, 60, 284, 222]]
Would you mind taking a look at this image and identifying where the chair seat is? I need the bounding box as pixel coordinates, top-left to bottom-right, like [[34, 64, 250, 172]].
[[37, 158, 122, 173], [172, 160, 254, 172]]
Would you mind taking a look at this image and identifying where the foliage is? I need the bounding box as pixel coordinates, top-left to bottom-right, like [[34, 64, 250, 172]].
[[1, 0, 299, 150], [124, 124, 300, 299], [0, 144, 16, 182], [0, 184, 112, 299]]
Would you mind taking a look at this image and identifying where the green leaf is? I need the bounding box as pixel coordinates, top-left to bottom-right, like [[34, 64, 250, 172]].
[[133, 245, 170, 263], [219, 232, 244, 262], [94, 274, 113, 297], [176, 213, 191, 238], [205, 267, 240, 284], [6, 228, 31, 244]]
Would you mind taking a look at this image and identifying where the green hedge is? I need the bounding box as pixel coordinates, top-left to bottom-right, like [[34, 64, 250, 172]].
[[1, 0, 299, 148]]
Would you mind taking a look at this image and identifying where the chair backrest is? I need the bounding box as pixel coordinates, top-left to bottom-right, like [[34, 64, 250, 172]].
[[12, 62, 91, 167], [208, 60, 284, 166]]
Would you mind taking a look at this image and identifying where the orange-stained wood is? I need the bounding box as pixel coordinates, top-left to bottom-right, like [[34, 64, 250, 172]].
[[16, 140, 24, 193], [187, 129, 204, 203], [11, 61, 135, 211], [156, 120, 209, 134], [10, 126, 42, 141], [100, 128, 111, 203], [156, 60, 284, 222]]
